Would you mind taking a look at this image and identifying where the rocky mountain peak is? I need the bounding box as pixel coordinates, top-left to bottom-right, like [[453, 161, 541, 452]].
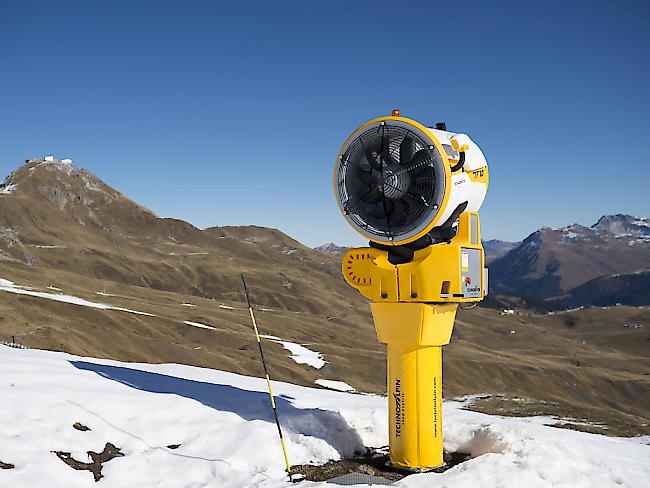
[[0, 159, 157, 229], [314, 243, 349, 255], [592, 214, 650, 238], [2, 158, 118, 200]]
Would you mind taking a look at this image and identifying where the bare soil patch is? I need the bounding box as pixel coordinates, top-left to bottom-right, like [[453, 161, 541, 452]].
[[53, 442, 124, 482], [293, 447, 471, 483]]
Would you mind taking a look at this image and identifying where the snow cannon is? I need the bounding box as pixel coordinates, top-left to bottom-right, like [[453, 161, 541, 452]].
[[333, 112, 489, 469]]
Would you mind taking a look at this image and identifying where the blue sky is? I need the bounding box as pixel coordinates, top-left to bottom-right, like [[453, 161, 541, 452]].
[[1, 0, 648, 247]]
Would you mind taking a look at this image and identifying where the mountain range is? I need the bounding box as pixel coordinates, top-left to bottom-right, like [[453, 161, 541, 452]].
[[487, 215, 650, 308]]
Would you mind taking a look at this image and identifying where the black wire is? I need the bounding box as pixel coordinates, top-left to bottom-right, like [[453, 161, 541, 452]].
[[379, 124, 393, 240]]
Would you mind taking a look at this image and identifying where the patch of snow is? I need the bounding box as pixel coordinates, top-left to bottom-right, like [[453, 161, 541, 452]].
[[314, 243, 348, 254], [46, 286, 62, 291], [628, 236, 650, 246], [0, 348, 648, 487], [111, 307, 156, 317], [260, 334, 281, 340], [218, 304, 236, 310], [0, 183, 17, 195], [557, 418, 610, 430], [524, 240, 539, 249], [0, 277, 156, 317], [183, 321, 217, 331], [260, 335, 326, 369], [181, 303, 196, 308], [556, 306, 584, 314], [33, 245, 66, 249], [315, 379, 356, 392], [453, 393, 493, 405], [0, 284, 112, 308]]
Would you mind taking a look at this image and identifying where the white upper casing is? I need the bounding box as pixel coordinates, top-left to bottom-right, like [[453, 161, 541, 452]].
[[426, 127, 488, 227]]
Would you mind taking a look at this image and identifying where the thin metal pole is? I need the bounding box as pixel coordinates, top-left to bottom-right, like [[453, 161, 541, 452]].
[[241, 274, 293, 482]]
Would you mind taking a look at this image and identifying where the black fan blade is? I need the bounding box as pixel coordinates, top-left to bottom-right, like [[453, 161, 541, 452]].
[[364, 202, 387, 220], [381, 129, 397, 166], [403, 193, 428, 216], [364, 148, 380, 170], [361, 138, 382, 170], [382, 142, 396, 166], [382, 198, 396, 218], [399, 136, 416, 165], [391, 198, 411, 226], [407, 148, 432, 171], [364, 188, 383, 204], [354, 165, 374, 185], [343, 184, 380, 214]]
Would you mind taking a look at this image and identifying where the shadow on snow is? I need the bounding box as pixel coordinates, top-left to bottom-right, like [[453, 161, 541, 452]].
[[70, 360, 364, 457]]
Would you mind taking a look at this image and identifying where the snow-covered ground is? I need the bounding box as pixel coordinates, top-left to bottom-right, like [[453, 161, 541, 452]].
[[1, 346, 648, 487]]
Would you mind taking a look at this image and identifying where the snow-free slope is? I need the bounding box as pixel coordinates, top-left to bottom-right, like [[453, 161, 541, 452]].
[[1, 346, 648, 488]]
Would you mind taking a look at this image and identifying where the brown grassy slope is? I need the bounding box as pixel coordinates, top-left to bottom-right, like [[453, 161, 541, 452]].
[[0, 160, 357, 314], [445, 305, 649, 435]]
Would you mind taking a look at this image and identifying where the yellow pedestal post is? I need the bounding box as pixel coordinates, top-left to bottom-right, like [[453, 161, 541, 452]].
[[370, 302, 457, 469]]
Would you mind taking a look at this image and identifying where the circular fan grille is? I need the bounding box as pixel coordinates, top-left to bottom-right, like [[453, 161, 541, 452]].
[[335, 119, 446, 243]]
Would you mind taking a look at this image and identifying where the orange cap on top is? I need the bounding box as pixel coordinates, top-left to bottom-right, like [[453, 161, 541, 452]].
[[391, 109, 400, 117]]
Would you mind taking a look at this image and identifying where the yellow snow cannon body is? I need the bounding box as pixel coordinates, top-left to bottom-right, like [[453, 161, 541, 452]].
[[334, 112, 489, 469]]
